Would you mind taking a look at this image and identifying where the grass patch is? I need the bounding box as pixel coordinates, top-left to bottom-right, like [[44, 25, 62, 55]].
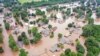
[[18, 0, 45, 4], [18, 0, 32, 4]]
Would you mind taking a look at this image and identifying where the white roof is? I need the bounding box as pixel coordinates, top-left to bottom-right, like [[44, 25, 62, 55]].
[[56, 12, 63, 19]]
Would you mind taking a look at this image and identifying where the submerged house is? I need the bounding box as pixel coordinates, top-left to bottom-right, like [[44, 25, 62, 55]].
[[41, 29, 50, 37], [50, 44, 61, 53], [59, 37, 72, 45]]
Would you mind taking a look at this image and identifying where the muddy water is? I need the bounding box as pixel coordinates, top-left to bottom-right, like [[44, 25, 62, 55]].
[[0, 16, 86, 56], [24, 16, 86, 56], [0, 15, 14, 56], [0, 2, 88, 56]]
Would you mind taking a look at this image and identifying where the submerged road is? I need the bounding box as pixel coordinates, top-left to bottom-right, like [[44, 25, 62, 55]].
[[0, 14, 14, 56]]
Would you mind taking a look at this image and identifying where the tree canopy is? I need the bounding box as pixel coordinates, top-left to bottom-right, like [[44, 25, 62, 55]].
[[9, 34, 19, 51], [19, 49, 28, 56], [82, 24, 100, 56]]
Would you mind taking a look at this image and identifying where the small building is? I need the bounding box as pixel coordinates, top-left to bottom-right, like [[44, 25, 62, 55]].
[[17, 41, 23, 48], [41, 29, 50, 37], [13, 28, 20, 35], [59, 37, 67, 44], [59, 37, 72, 45], [50, 44, 61, 53]]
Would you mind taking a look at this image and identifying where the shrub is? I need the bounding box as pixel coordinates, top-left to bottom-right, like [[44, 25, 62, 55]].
[[19, 49, 28, 56], [18, 35, 22, 41], [50, 32, 54, 38], [58, 33, 62, 39], [4, 22, 10, 30], [0, 47, 4, 53]]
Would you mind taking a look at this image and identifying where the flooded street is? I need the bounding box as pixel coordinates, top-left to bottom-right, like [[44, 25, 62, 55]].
[[0, 15, 14, 56]]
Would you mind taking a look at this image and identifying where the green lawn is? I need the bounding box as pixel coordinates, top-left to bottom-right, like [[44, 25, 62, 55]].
[[18, 0, 32, 4], [18, 0, 44, 4]]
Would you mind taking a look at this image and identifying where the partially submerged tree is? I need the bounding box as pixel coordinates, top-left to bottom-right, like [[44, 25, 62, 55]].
[[50, 32, 54, 38], [0, 47, 4, 53], [76, 40, 85, 54], [48, 24, 52, 29], [4, 22, 10, 30], [21, 32, 29, 45], [19, 49, 28, 56], [31, 27, 42, 43], [9, 34, 19, 51], [66, 8, 71, 16], [36, 9, 45, 15], [58, 33, 62, 39]]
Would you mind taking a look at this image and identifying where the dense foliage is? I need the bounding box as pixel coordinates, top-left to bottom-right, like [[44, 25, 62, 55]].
[[86, 8, 92, 18], [31, 27, 42, 43], [22, 0, 80, 7], [0, 34, 3, 44], [85, 37, 100, 56], [3, 0, 18, 7], [96, 7, 100, 18], [20, 10, 28, 22], [21, 32, 29, 45], [36, 17, 49, 25], [19, 49, 28, 56], [50, 32, 54, 38], [9, 34, 19, 51], [76, 40, 85, 54], [0, 47, 4, 53], [73, 7, 85, 18], [58, 33, 62, 39], [0, 28, 3, 44], [66, 8, 71, 16], [4, 22, 10, 30], [0, 28, 4, 53], [60, 48, 78, 56], [36, 9, 45, 15], [82, 25, 100, 56]]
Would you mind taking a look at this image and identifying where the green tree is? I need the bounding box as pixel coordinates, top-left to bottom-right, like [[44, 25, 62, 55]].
[[0, 34, 3, 44], [58, 33, 62, 39], [82, 25, 94, 37], [31, 27, 38, 35], [96, 7, 100, 18], [4, 22, 10, 30], [19, 49, 28, 56], [9, 34, 19, 51], [0, 47, 4, 53], [48, 24, 52, 29], [50, 32, 54, 38], [86, 8, 92, 18], [41, 18, 49, 24], [36, 9, 45, 15], [20, 10, 29, 22], [22, 38, 29, 45], [87, 17, 94, 25], [68, 23, 74, 28], [0, 28, 2, 33], [65, 48, 71, 55], [21, 32, 29, 45], [76, 42, 85, 54], [66, 8, 71, 16], [77, 52, 84, 56], [34, 33, 42, 43], [61, 48, 78, 56], [70, 52, 77, 56]]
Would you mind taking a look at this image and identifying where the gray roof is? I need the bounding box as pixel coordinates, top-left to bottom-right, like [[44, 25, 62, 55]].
[[59, 37, 72, 44], [50, 44, 60, 53]]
